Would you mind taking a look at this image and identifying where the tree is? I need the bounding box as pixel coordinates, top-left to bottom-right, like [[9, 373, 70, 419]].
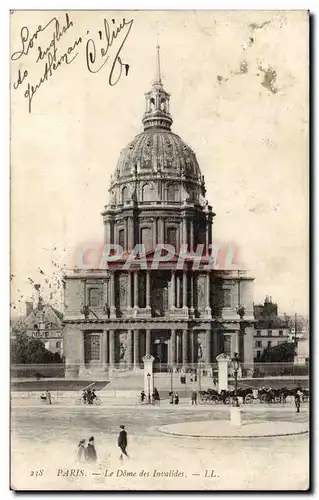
[[260, 341, 295, 363], [11, 333, 63, 364]]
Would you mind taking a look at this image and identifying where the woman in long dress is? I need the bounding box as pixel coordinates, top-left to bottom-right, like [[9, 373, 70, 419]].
[[77, 439, 86, 462]]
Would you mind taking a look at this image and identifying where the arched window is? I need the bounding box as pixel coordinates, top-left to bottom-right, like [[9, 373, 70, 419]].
[[150, 98, 155, 111], [141, 183, 155, 202], [121, 186, 129, 203], [160, 98, 166, 111]]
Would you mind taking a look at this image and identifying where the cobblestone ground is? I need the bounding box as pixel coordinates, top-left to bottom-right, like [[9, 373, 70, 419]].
[[11, 400, 309, 491]]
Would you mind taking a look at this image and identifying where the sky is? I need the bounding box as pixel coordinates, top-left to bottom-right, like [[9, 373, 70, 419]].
[[10, 10, 309, 316]]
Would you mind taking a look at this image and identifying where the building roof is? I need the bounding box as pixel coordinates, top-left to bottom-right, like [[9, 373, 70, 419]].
[[23, 304, 63, 330]]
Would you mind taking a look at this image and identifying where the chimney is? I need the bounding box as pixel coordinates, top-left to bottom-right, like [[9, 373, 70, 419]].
[[25, 301, 33, 318]]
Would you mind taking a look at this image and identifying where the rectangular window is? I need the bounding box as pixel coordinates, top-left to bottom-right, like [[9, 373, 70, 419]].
[[267, 341, 272, 348], [118, 229, 125, 249], [166, 227, 177, 248], [256, 330, 261, 337], [256, 350, 261, 359], [56, 341, 61, 348], [88, 288, 101, 308], [255, 341, 262, 348], [268, 330, 272, 336], [279, 330, 283, 336], [223, 289, 232, 308], [87, 335, 101, 361]]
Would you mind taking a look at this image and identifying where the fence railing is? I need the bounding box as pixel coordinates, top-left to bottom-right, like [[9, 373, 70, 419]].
[[10, 362, 309, 379]]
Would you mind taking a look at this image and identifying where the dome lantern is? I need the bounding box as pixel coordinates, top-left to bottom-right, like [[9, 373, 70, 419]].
[[142, 42, 173, 131]]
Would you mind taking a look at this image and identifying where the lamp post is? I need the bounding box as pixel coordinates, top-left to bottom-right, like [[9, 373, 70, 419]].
[[147, 372, 151, 403], [232, 352, 240, 407]]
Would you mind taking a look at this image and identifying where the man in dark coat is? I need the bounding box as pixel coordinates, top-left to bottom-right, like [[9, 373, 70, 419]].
[[118, 425, 129, 460], [86, 436, 97, 462], [294, 392, 301, 413]]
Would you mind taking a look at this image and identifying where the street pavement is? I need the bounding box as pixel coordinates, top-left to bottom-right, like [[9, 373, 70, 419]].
[[11, 397, 309, 491]]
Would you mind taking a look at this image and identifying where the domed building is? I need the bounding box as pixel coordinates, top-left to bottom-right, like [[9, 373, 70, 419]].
[[63, 47, 255, 378]]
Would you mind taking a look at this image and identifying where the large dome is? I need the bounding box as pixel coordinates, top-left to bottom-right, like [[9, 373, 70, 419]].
[[106, 46, 208, 210], [114, 129, 201, 183]]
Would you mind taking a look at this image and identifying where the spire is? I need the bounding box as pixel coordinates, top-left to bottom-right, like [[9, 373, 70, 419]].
[[155, 34, 162, 84]]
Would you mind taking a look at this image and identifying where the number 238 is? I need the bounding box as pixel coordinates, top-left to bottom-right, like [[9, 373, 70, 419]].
[[30, 469, 44, 477]]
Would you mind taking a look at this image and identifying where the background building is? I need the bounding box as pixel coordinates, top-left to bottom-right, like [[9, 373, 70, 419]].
[[15, 299, 64, 356], [253, 296, 290, 361], [63, 48, 255, 378]]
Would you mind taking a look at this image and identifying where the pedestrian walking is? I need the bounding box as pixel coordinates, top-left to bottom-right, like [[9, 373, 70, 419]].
[[294, 392, 301, 413], [169, 391, 174, 404], [77, 439, 86, 462], [86, 436, 97, 462], [174, 392, 179, 405], [118, 425, 129, 460], [46, 390, 52, 405], [191, 390, 197, 405]]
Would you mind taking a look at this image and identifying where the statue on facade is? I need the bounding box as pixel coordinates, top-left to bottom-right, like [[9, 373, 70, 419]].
[[197, 343, 203, 361], [120, 343, 126, 360]]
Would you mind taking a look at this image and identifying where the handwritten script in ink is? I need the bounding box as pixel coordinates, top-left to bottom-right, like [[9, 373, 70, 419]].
[[11, 13, 134, 113]]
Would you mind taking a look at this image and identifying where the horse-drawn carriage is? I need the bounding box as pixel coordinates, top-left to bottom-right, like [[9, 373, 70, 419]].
[[198, 386, 309, 405]]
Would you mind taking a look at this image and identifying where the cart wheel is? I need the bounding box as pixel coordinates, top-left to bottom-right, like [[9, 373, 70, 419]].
[[76, 398, 82, 405], [94, 397, 101, 406], [245, 394, 253, 404]]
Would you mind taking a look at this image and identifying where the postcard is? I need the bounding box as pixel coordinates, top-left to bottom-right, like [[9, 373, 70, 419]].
[[10, 10, 309, 491]]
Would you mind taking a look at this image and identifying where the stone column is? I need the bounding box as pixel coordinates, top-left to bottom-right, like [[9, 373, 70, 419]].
[[158, 218, 164, 244], [124, 218, 128, 251], [182, 329, 188, 365], [128, 217, 134, 250], [205, 272, 211, 318], [190, 330, 194, 364], [183, 217, 187, 246], [134, 329, 139, 368], [133, 271, 139, 310], [170, 270, 175, 309], [127, 330, 133, 367], [190, 219, 194, 251], [206, 329, 212, 363], [79, 331, 85, 373], [190, 274, 195, 312], [170, 329, 176, 365], [101, 331, 106, 366], [103, 279, 109, 313], [127, 271, 132, 314], [176, 274, 180, 308], [146, 329, 151, 355], [110, 271, 116, 318], [109, 329, 115, 368], [176, 333, 181, 365], [244, 325, 254, 375], [205, 220, 209, 255], [146, 270, 151, 309], [212, 329, 218, 362], [182, 271, 188, 309]]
